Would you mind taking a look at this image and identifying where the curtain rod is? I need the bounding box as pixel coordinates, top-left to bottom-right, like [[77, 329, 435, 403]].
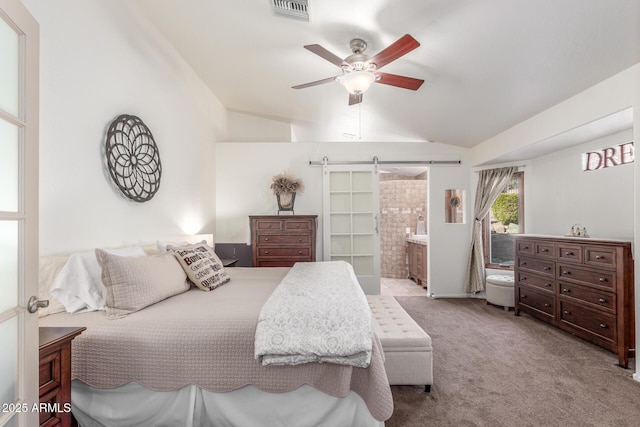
[[473, 165, 527, 173], [309, 156, 461, 166]]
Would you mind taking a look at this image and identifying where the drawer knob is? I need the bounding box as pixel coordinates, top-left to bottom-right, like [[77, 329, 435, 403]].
[[542, 249, 549, 252], [298, 238, 302, 242], [296, 224, 300, 228], [595, 255, 603, 260], [563, 270, 570, 275], [521, 262, 527, 266], [544, 303, 550, 307], [546, 283, 552, 287], [265, 251, 269, 254], [521, 295, 527, 299], [544, 267, 551, 271], [565, 252, 573, 256], [523, 246, 529, 250], [599, 278, 606, 283], [562, 288, 570, 293], [298, 251, 302, 254], [598, 298, 607, 303], [265, 237, 269, 241], [564, 310, 571, 315], [599, 323, 607, 329]]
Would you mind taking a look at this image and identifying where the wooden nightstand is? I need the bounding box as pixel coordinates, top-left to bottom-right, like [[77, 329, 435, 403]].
[[221, 258, 238, 267], [39, 326, 85, 427]]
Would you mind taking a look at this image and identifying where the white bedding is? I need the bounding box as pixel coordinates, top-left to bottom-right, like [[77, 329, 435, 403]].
[[72, 381, 384, 427], [255, 261, 373, 367]]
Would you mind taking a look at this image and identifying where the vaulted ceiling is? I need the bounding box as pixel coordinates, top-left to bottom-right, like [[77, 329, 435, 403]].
[[134, 0, 640, 147]]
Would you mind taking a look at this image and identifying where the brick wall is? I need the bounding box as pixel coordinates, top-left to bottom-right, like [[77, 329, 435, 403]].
[[379, 173, 427, 278]]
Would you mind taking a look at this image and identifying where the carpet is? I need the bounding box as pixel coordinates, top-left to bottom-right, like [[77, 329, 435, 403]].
[[386, 297, 640, 427]]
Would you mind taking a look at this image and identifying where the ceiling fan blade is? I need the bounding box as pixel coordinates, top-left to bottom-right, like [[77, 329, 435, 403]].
[[368, 34, 420, 69], [348, 93, 363, 106], [292, 76, 339, 89], [376, 72, 424, 90], [304, 44, 347, 68]]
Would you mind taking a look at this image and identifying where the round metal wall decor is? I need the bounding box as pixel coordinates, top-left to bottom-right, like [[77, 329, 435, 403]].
[[105, 114, 162, 202]]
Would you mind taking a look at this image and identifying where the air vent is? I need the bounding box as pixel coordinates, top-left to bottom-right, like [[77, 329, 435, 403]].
[[272, 0, 309, 21]]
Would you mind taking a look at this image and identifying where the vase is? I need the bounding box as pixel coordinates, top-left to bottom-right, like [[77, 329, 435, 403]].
[[276, 192, 296, 214]]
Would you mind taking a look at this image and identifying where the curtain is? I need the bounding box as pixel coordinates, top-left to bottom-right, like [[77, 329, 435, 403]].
[[464, 166, 518, 293]]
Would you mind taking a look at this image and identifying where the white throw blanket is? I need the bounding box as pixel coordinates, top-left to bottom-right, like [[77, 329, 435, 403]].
[[254, 261, 373, 368]]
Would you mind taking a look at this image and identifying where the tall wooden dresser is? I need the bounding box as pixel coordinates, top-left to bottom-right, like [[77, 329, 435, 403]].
[[514, 235, 634, 368], [250, 215, 317, 267]]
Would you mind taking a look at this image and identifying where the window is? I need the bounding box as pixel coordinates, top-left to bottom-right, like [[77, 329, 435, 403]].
[[483, 172, 524, 269]]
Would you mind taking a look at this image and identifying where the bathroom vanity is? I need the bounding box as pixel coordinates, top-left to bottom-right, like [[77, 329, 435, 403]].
[[407, 236, 428, 287]]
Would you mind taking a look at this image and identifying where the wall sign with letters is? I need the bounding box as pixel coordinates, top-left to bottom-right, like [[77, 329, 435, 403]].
[[582, 141, 634, 171]]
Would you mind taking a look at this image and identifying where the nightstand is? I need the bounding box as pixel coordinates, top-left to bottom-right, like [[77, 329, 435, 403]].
[[221, 258, 238, 267], [39, 326, 85, 427]]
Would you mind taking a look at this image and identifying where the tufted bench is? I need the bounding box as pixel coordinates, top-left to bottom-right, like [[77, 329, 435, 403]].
[[485, 274, 515, 311], [367, 295, 433, 392]]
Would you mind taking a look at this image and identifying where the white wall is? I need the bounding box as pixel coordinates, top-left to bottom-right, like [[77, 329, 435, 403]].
[[23, 0, 227, 255], [528, 129, 633, 239], [227, 111, 291, 142], [215, 141, 472, 296]]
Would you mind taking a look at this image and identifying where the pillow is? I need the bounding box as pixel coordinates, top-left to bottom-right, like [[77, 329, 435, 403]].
[[157, 240, 190, 253], [168, 242, 230, 291], [96, 249, 189, 319], [50, 246, 147, 314], [38, 256, 68, 317]]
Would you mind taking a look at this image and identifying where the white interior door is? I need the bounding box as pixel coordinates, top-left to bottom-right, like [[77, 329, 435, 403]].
[[0, 1, 39, 426], [323, 164, 380, 294]]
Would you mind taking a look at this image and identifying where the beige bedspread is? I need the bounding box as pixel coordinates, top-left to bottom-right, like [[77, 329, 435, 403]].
[[39, 267, 393, 421]]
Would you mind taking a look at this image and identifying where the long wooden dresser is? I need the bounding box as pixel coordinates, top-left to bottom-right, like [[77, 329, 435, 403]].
[[250, 215, 317, 267], [514, 235, 635, 368]]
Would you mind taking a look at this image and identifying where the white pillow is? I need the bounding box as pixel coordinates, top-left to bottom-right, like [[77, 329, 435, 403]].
[[156, 240, 190, 253], [38, 256, 68, 317], [49, 246, 146, 314]]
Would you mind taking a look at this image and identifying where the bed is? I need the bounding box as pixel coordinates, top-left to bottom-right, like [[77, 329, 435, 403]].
[[39, 246, 393, 427]]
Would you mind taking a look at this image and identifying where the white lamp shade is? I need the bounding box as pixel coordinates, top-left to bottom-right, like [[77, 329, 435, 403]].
[[338, 71, 376, 94]]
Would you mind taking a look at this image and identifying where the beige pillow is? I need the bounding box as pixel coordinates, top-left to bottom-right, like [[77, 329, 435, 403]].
[[96, 249, 189, 319], [168, 242, 230, 291]]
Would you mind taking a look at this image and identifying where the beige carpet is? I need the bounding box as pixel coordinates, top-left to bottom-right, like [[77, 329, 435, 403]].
[[387, 297, 640, 427]]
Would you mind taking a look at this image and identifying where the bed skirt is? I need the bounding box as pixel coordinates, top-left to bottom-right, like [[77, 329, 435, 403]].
[[71, 380, 384, 427]]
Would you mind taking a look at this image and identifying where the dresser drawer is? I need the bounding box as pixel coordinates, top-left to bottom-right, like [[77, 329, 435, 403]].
[[516, 240, 534, 256], [560, 300, 616, 342], [284, 220, 313, 231], [258, 234, 311, 245], [516, 272, 554, 293], [557, 244, 582, 263], [517, 256, 554, 277], [534, 242, 555, 259], [258, 247, 311, 257], [559, 282, 615, 312], [517, 285, 555, 316], [585, 246, 617, 269], [255, 220, 284, 231], [557, 264, 615, 289]]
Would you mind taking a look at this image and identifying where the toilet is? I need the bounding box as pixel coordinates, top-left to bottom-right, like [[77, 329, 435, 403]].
[[485, 273, 515, 311]]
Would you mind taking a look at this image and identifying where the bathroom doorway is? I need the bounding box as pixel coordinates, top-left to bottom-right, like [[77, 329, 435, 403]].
[[379, 167, 428, 296]]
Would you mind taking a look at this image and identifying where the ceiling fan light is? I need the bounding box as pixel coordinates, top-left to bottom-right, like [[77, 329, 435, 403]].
[[338, 71, 376, 95]]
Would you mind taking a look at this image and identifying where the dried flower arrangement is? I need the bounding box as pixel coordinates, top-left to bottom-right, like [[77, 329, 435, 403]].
[[270, 172, 305, 195]]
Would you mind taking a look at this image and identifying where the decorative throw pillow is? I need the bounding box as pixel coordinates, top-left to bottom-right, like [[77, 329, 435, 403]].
[[168, 242, 230, 291], [96, 249, 189, 319], [50, 246, 147, 314]]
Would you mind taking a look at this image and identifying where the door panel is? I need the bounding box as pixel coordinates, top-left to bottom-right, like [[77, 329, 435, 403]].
[[323, 165, 380, 294], [0, 1, 39, 426]]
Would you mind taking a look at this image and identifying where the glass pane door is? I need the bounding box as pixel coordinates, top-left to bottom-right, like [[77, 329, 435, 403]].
[[0, 1, 39, 426], [323, 165, 380, 294]]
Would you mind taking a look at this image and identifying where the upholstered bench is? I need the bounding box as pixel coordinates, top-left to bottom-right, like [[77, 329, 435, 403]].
[[485, 274, 515, 311], [367, 295, 433, 392]]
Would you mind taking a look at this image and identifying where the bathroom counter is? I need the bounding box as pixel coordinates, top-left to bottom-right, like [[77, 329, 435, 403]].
[[407, 235, 428, 245]]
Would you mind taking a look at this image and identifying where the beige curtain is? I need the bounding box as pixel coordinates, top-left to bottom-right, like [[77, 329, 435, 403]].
[[464, 166, 518, 293]]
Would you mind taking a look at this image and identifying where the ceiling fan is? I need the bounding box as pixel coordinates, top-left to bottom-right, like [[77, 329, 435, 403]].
[[292, 34, 424, 105]]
